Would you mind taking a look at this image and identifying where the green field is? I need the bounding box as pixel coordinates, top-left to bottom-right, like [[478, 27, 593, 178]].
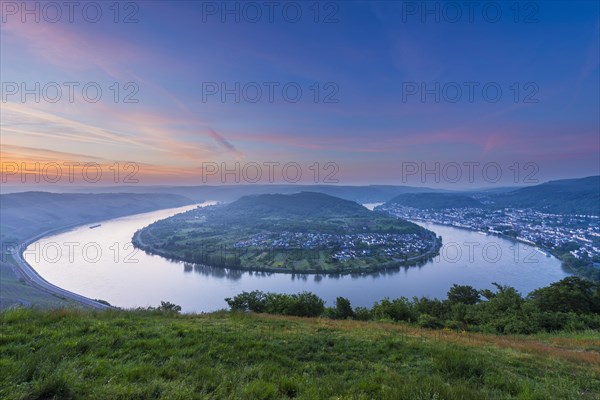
[[1, 308, 599, 399]]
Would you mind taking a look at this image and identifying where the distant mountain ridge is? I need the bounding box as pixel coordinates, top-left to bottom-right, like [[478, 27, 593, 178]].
[[386, 193, 483, 209], [2, 184, 441, 203], [493, 176, 599, 215], [382, 176, 599, 215]]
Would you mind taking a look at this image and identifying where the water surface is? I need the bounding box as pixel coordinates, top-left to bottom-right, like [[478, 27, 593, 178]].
[[25, 203, 569, 312]]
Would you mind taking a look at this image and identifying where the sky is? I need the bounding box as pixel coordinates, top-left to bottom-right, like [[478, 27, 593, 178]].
[[1, 0, 599, 188]]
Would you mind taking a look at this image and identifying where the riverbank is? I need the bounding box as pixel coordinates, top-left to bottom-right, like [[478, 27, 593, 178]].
[[409, 218, 578, 276], [411, 218, 557, 256], [0, 192, 198, 310], [6, 223, 116, 310], [2, 205, 200, 310]]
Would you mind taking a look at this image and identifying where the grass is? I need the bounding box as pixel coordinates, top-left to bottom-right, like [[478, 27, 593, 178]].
[[1, 308, 599, 399]]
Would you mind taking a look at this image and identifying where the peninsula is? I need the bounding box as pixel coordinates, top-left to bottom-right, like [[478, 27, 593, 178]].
[[133, 192, 440, 273]]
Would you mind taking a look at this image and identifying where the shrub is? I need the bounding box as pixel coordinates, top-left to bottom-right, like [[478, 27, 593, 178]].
[[372, 297, 416, 322], [418, 313, 444, 329], [158, 301, 182, 313], [225, 291, 267, 312], [286, 292, 325, 317], [413, 297, 448, 320], [227, 291, 324, 317], [353, 306, 372, 321]]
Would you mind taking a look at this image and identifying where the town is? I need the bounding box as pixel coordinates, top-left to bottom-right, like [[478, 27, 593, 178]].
[[233, 231, 433, 262], [378, 204, 600, 270]]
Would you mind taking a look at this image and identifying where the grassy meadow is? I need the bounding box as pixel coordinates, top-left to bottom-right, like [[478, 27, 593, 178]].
[[1, 308, 598, 399]]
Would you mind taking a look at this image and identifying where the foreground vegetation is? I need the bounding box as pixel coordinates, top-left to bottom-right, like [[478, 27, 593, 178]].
[[2, 307, 599, 400], [226, 277, 600, 335]]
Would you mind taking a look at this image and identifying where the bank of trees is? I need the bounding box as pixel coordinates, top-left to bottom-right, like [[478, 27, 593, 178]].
[[225, 291, 325, 317], [225, 277, 600, 334]]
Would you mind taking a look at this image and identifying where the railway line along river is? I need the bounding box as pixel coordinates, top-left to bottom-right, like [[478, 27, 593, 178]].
[[24, 203, 569, 313]]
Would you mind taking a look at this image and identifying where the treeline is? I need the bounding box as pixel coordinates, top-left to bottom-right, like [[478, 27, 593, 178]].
[[225, 277, 600, 334]]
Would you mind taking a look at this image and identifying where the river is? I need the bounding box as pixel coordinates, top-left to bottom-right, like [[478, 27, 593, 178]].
[[24, 203, 570, 313]]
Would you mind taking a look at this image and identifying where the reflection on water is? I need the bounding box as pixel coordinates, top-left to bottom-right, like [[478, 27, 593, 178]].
[[179, 259, 435, 281], [26, 204, 569, 313]]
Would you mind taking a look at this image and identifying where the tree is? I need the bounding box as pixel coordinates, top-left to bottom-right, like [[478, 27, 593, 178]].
[[447, 284, 480, 305], [413, 297, 448, 320], [353, 306, 371, 321], [157, 301, 182, 313], [225, 290, 267, 312], [333, 297, 355, 319], [372, 297, 416, 322], [288, 292, 325, 317], [527, 277, 600, 314]]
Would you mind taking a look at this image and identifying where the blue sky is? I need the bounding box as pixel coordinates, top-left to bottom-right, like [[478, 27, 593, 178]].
[[1, 1, 598, 187]]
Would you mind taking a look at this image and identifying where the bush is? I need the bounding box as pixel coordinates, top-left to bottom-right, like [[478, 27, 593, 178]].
[[139, 301, 182, 314], [286, 292, 325, 317], [353, 306, 372, 321], [418, 313, 444, 330], [372, 297, 416, 322], [413, 297, 448, 320], [157, 301, 182, 313], [533, 311, 569, 332], [227, 291, 324, 317], [224, 279, 600, 335], [225, 290, 267, 312]]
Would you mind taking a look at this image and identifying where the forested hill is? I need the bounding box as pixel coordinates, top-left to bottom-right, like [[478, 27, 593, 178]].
[[223, 192, 372, 219], [493, 176, 600, 215], [385, 193, 483, 209], [383, 176, 600, 215]]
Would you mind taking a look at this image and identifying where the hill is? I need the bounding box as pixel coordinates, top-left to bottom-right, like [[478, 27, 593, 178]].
[[0, 192, 195, 242], [492, 176, 600, 215], [223, 191, 371, 219], [1, 308, 598, 399], [386, 192, 483, 209]]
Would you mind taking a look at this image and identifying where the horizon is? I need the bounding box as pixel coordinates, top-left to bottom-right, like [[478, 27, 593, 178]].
[[1, 174, 598, 195]]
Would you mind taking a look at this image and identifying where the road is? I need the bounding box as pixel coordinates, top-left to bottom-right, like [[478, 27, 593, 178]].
[[9, 225, 113, 310]]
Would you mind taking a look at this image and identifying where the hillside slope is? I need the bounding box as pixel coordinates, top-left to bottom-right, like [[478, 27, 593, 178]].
[[1, 309, 598, 400], [493, 176, 600, 215], [0, 192, 195, 242], [386, 192, 483, 209]]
